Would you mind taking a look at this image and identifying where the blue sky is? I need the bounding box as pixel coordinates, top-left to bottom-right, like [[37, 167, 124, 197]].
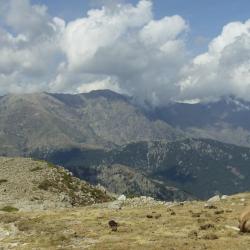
[[32, 0, 250, 53]]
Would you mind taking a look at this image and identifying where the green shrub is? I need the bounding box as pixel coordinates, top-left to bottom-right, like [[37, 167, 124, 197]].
[[47, 162, 57, 168], [30, 166, 43, 172], [125, 193, 137, 199], [0, 179, 7, 184], [61, 172, 78, 190], [31, 158, 57, 169], [38, 180, 52, 191], [32, 158, 46, 163], [0, 206, 19, 212]]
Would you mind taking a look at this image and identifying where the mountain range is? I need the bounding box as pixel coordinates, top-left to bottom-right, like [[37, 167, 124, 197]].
[[152, 96, 250, 147], [0, 90, 182, 156], [37, 138, 250, 200], [1, 90, 250, 200]]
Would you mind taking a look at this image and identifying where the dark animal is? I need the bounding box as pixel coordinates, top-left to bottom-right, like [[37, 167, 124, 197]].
[[108, 220, 118, 231]]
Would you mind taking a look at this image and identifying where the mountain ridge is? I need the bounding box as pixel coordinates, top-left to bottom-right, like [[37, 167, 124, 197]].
[[2, 90, 250, 200], [35, 138, 250, 200], [150, 95, 250, 147], [0, 90, 183, 156]]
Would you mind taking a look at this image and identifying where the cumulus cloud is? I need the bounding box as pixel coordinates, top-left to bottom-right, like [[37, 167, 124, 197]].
[[179, 20, 250, 102], [5, 0, 52, 38], [0, 0, 65, 94], [62, 0, 153, 70], [56, 0, 188, 104], [1, 0, 250, 104], [89, 0, 126, 8]]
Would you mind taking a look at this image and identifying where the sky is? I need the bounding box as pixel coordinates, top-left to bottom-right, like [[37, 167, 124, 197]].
[[32, 0, 250, 53], [1, 0, 250, 105]]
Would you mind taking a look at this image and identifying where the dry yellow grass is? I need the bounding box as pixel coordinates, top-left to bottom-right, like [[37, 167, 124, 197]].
[[1, 193, 250, 249]]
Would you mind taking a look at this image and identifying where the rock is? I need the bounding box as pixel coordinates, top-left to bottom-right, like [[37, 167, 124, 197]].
[[191, 212, 201, 218], [154, 213, 161, 219], [225, 225, 240, 231], [214, 210, 224, 215], [207, 195, 220, 203], [117, 195, 126, 201], [96, 184, 107, 193], [108, 201, 122, 210], [204, 204, 217, 209], [202, 233, 218, 240], [188, 230, 198, 239], [221, 195, 229, 200], [200, 224, 215, 230], [59, 194, 68, 202], [0, 227, 10, 240]]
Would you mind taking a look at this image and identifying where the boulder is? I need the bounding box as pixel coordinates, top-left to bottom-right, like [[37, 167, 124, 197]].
[[221, 195, 229, 200], [108, 201, 122, 210], [207, 195, 220, 203], [117, 195, 126, 201]]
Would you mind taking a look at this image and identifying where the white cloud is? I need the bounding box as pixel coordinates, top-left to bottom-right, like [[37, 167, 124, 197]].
[[4, 0, 53, 39], [58, 0, 188, 104], [139, 15, 188, 47], [0, 0, 189, 103], [0, 0, 64, 94], [1, 0, 250, 104], [179, 20, 250, 102], [76, 77, 122, 94], [89, 0, 126, 9], [61, 0, 153, 70]]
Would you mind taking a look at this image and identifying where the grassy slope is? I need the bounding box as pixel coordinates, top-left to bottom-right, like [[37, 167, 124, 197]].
[[0, 157, 111, 210], [1, 193, 250, 249]]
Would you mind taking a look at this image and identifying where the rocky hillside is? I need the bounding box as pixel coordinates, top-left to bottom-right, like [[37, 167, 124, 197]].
[[1, 91, 250, 156], [151, 96, 250, 147], [2, 90, 250, 201], [40, 138, 250, 200], [82, 164, 192, 201], [0, 90, 183, 156], [0, 157, 111, 211], [0, 192, 250, 249]]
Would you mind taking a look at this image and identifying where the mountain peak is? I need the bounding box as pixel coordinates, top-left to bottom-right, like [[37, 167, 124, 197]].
[[82, 89, 130, 102]]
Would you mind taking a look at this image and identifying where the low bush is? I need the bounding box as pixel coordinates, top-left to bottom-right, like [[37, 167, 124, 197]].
[[0, 179, 7, 184], [0, 206, 19, 212], [30, 166, 43, 172], [38, 180, 52, 191]]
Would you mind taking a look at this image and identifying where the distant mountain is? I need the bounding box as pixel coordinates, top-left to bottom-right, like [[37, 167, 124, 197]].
[[36, 138, 250, 200], [0, 91, 183, 156], [2, 91, 250, 156], [151, 96, 250, 147], [2, 90, 250, 200]]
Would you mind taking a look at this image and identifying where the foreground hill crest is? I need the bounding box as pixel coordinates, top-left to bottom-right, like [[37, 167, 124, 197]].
[[0, 157, 111, 211]]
